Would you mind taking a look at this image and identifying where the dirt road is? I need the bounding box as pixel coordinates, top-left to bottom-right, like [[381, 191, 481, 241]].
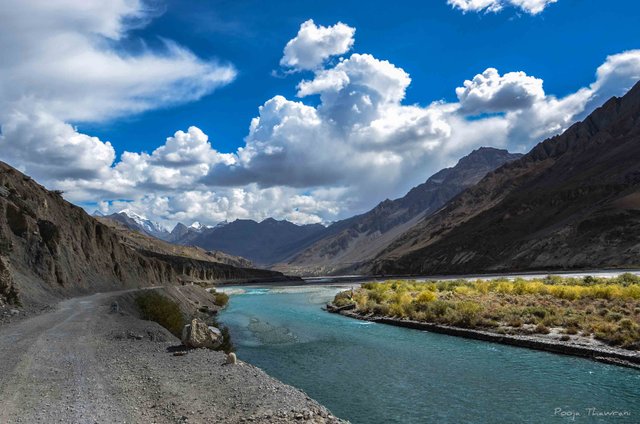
[[0, 289, 341, 424]]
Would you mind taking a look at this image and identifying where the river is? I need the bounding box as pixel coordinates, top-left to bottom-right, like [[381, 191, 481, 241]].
[[218, 284, 640, 424]]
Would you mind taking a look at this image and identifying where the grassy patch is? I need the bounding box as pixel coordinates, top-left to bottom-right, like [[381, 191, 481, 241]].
[[135, 291, 185, 337], [212, 291, 230, 307], [335, 275, 640, 350]]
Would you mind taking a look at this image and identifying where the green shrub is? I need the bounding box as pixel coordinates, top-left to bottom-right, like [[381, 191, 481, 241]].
[[333, 290, 355, 307], [534, 323, 550, 334], [618, 273, 640, 285], [426, 300, 451, 318], [210, 319, 235, 354], [507, 316, 523, 328], [543, 275, 564, 285], [372, 303, 390, 316], [351, 276, 640, 349], [415, 290, 437, 304], [213, 291, 229, 307], [136, 291, 185, 337], [444, 301, 483, 328]]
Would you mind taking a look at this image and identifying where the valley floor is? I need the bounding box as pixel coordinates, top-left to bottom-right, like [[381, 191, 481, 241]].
[[0, 289, 341, 423]]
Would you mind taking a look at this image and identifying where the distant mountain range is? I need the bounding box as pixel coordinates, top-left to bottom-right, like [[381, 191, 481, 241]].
[[96, 82, 640, 276], [99, 210, 171, 240], [97, 210, 221, 243], [368, 80, 640, 275], [105, 147, 520, 268], [103, 148, 520, 268], [99, 209, 325, 266], [275, 147, 522, 275], [175, 218, 326, 265]]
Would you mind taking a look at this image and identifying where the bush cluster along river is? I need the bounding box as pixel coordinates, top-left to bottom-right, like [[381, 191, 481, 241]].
[[218, 284, 640, 424]]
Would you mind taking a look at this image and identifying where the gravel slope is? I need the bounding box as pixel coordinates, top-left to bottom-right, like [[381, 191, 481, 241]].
[[0, 289, 342, 424]]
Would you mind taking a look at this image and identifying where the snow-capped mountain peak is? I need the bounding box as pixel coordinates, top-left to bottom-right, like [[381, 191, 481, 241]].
[[118, 209, 169, 234], [189, 221, 209, 231]]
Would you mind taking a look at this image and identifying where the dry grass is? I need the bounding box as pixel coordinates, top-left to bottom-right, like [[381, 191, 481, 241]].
[[334, 274, 640, 349], [136, 291, 185, 337]]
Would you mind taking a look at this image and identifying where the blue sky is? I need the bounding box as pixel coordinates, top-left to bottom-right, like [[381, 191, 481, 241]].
[[79, 0, 640, 156], [1, 0, 639, 227]]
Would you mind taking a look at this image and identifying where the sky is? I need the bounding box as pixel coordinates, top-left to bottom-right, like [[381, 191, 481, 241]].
[[1, 0, 639, 229]]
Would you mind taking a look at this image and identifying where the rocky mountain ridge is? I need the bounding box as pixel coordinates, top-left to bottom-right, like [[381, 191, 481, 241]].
[[173, 218, 327, 266], [369, 81, 640, 275], [0, 162, 291, 307], [101, 210, 171, 240], [275, 147, 522, 275]]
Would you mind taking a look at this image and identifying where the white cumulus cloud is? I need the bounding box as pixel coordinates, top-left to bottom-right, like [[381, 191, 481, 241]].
[[456, 68, 545, 114], [2, 12, 640, 229], [280, 19, 355, 71], [0, 0, 235, 186], [447, 0, 558, 14]]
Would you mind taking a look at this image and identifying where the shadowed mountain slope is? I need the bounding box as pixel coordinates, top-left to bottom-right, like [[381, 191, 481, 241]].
[[277, 148, 521, 275], [176, 218, 326, 266], [369, 81, 640, 275]]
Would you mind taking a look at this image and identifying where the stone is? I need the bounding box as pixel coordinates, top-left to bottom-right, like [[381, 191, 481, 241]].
[[181, 318, 222, 349], [226, 352, 237, 365], [110, 301, 120, 314], [10, 309, 19, 316], [127, 331, 144, 340]]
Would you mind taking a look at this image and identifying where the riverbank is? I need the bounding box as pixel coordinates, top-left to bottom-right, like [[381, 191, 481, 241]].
[[0, 287, 343, 423], [328, 306, 640, 369], [327, 275, 640, 369]]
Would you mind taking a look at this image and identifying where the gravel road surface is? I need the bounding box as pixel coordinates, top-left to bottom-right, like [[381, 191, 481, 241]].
[[0, 289, 342, 424]]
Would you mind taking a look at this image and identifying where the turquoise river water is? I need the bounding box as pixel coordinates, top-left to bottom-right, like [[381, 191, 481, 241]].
[[218, 285, 640, 424]]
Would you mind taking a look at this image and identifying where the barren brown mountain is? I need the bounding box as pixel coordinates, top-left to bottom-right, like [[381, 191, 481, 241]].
[[369, 81, 640, 275], [277, 147, 521, 275], [0, 162, 291, 307]]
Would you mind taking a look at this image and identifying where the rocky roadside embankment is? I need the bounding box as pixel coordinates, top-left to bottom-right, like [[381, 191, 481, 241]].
[[0, 287, 344, 423]]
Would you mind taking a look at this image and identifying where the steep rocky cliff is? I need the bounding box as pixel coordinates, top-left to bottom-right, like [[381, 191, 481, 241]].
[[0, 162, 289, 306], [370, 81, 640, 275]]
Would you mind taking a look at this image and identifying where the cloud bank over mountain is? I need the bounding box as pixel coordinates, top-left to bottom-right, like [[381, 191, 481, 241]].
[[1, 4, 639, 227]]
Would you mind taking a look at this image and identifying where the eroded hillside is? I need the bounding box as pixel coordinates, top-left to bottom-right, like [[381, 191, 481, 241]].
[[0, 162, 290, 306]]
